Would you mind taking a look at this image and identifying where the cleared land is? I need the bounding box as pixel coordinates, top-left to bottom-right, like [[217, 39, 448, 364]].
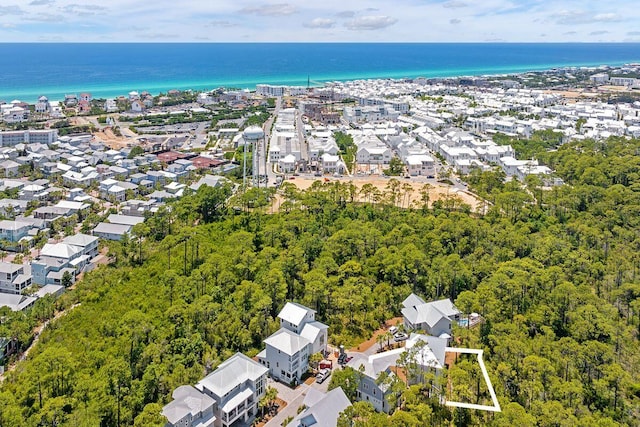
[[272, 176, 483, 212]]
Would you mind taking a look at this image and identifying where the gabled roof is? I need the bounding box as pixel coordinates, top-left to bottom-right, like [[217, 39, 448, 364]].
[[264, 328, 310, 356], [346, 348, 405, 379], [197, 352, 268, 398], [107, 214, 145, 226], [402, 293, 426, 309], [278, 302, 315, 327], [162, 385, 216, 425], [406, 333, 447, 369], [299, 321, 328, 345], [287, 387, 352, 427], [403, 295, 460, 327], [0, 293, 36, 311]]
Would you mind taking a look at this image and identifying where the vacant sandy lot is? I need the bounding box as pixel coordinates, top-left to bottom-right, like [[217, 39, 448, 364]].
[[272, 176, 483, 212]]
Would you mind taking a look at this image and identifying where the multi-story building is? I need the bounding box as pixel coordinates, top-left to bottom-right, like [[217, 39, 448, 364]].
[[258, 302, 328, 385], [401, 294, 461, 339], [0, 262, 32, 295], [162, 352, 268, 427]]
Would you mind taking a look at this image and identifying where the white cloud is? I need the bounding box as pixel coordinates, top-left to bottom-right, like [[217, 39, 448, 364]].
[[345, 15, 397, 31], [443, 1, 467, 9], [303, 18, 335, 29], [207, 20, 237, 28], [239, 3, 297, 16], [335, 11, 355, 18], [0, 0, 638, 42], [0, 6, 25, 15], [552, 10, 623, 25]]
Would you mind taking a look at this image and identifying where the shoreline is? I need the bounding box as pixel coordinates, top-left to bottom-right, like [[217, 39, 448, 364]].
[[3, 60, 639, 104]]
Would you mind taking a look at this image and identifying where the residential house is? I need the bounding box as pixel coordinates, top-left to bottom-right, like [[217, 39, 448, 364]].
[[0, 262, 32, 295], [163, 352, 268, 427], [261, 328, 310, 385], [346, 348, 404, 413], [107, 214, 145, 227], [162, 385, 216, 427], [189, 175, 228, 191], [0, 160, 20, 177], [0, 337, 18, 365], [405, 154, 435, 177], [62, 233, 99, 259], [356, 145, 392, 165], [346, 333, 447, 413], [319, 153, 344, 174], [0, 220, 31, 243], [0, 199, 28, 218], [93, 223, 132, 241], [0, 293, 36, 312], [285, 387, 352, 427], [258, 302, 328, 384], [401, 294, 461, 340]]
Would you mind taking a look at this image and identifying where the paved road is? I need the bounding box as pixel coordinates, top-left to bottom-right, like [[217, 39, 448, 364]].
[[296, 109, 308, 162], [264, 372, 331, 427], [261, 98, 281, 187]]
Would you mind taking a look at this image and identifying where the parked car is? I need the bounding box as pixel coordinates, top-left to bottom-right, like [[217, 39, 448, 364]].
[[316, 368, 331, 383], [393, 332, 408, 342], [389, 326, 398, 334]]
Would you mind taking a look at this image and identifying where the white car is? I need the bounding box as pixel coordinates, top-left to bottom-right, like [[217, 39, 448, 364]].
[[316, 368, 331, 383], [394, 332, 408, 342], [389, 326, 398, 334]]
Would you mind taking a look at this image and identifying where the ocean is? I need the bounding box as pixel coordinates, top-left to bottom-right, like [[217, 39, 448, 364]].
[[1, 43, 639, 102]]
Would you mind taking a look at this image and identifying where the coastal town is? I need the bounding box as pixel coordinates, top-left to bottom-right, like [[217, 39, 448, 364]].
[[1, 62, 640, 426]]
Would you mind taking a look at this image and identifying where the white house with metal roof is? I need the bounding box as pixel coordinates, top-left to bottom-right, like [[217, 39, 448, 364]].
[[261, 328, 310, 384], [258, 302, 329, 384], [0, 262, 32, 295], [346, 333, 448, 413], [285, 387, 351, 427], [162, 385, 216, 427], [163, 352, 268, 427]]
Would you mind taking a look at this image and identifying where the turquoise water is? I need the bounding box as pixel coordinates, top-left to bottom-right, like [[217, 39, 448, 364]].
[[0, 43, 639, 102]]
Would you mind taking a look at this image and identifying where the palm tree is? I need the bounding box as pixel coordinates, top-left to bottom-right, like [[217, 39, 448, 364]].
[[376, 333, 385, 352]]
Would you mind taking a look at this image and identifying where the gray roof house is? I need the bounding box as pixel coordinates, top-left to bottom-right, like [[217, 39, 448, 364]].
[[286, 387, 352, 427], [162, 385, 216, 427], [346, 333, 448, 413], [401, 294, 460, 339], [163, 352, 268, 427], [93, 223, 132, 241]]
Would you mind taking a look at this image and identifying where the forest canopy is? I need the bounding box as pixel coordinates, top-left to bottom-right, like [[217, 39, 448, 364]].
[[0, 136, 639, 426]]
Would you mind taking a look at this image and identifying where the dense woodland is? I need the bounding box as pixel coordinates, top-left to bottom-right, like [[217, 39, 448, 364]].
[[1, 136, 640, 426]]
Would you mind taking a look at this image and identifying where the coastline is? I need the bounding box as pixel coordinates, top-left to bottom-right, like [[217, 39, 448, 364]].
[[2, 60, 638, 104], [0, 42, 639, 102]]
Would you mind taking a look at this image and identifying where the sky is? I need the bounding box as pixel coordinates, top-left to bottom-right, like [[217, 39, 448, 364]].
[[0, 0, 639, 43]]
